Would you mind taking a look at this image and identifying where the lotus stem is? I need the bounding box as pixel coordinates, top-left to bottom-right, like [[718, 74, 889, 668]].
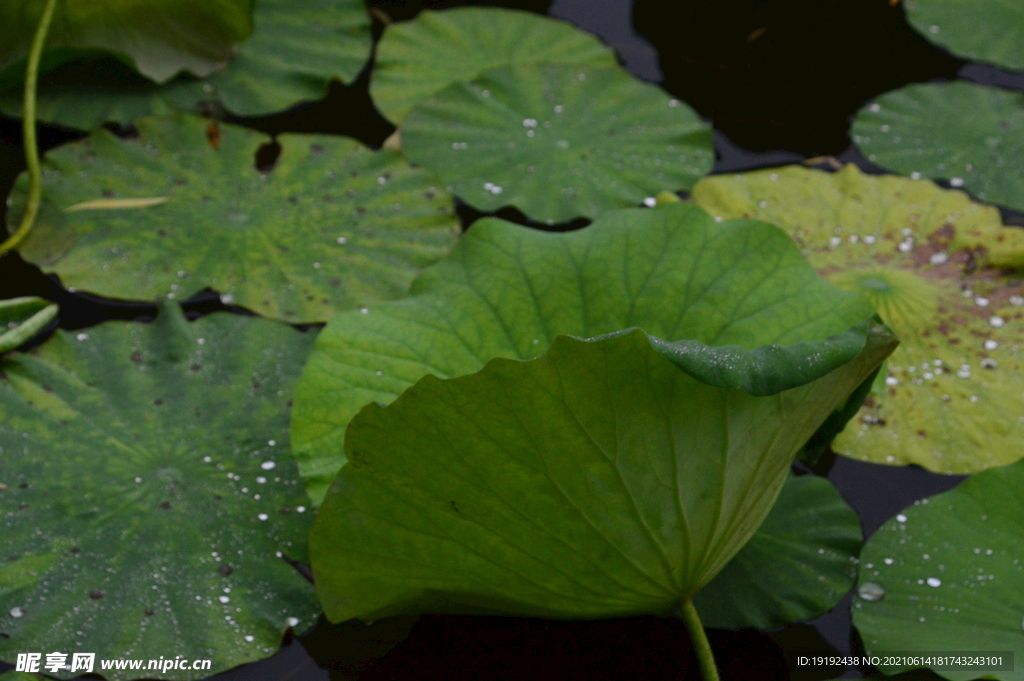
[[0, 0, 59, 258], [680, 599, 721, 681]]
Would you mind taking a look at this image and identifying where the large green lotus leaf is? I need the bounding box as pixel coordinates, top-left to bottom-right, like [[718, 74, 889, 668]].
[[852, 82, 1024, 213], [0, 298, 58, 354], [0, 0, 252, 84], [905, 0, 1024, 70], [694, 473, 862, 630], [310, 324, 895, 622], [852, 460, 1024, 680], [292, 203, 877, 504], [370, 7, 617, 125], [0, 303, 318, 680], [401, 63, 714, 224], [692, 164, 1024, 474], [7, 114, 459, 324], [0, 0, 371, 129]]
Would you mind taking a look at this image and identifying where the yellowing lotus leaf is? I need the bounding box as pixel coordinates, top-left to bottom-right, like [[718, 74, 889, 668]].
[[692, 164, 1024, 474]]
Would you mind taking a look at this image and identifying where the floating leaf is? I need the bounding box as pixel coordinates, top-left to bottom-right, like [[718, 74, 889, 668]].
[[695, 473, 862, 630], [7, 114, 459, 323], [852, 460, 1024, 680], [905, 0, 1024, 70], [0, 672, 39, 681], [0, 303, 318, 680], [401, 63, 714, 223], [310, 325, 895, 622], [0, 0, 252, 84], [370, 7, 616, 125], [0, 298, 57, 354], [0, 0, 372, 128], [173, 0, 371, 116], [852, 82, 1024, 212], [692, 164, 1024, 474], [292, 203, 876, 504]]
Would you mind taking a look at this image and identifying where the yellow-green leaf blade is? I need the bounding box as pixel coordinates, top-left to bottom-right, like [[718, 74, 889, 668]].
[[693, 164, 1024, 474]]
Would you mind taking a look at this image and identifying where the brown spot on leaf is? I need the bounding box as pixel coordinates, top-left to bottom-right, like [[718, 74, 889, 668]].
[[206, 122, 221, 150]]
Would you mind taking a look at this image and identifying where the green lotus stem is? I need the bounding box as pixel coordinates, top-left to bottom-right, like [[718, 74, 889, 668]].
[[681, 599, 721, 681], [0, 0, 59, 258]]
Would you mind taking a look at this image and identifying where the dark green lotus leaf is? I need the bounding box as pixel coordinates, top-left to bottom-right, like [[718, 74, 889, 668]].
[[0, 0, 371, 129], [0, 303, 319, 679], [0, 672, 39, 681], [693, 164, 1024, 474], [182, 0, 371, 116], [310, 323, 895, 622], [853, 460, 1024, 680], [292, 203, 877, 504], [370, 7, 616, 125], [695, 473, 862, 630], [6, 114, 459, 323], [906, 0, 1024, 70], [0, 298, 57, 354], [0, 0, 252, 84], [852, 82, 1024, 212], [401, 62, 714, 223]]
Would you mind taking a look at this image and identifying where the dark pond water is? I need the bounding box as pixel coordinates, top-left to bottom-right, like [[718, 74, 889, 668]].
[[2, 0, 1022, 679]]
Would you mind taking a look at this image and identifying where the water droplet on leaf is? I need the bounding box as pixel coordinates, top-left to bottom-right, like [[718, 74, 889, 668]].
[[858, 582, 886, 601]]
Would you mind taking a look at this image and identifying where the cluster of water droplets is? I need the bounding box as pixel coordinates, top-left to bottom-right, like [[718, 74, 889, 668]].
[[855, 496, 1024, 639]]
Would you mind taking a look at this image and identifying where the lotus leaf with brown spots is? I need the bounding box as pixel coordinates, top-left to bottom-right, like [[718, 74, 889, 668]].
[[692, 164, 1024, 474]]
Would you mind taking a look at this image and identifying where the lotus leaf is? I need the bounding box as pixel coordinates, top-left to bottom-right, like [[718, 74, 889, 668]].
[[905, 0, 1024, 70], [310, 324, 895, 622], [853, 460, 1024, 680], [370, 7, 616, 125], [0, 0, 252, 84], [0, 673, 38, 681], [695, 473, 861, 630], [692, 164, 1024, 474], [853, 82, 1024, 213], [6, 114, 459, 323], [401, 63, 714, 223], [292, 203, 876, 504], [0, 298, 57, 354], [0, 303, 318, 680], [0, 0, 372, 128]]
